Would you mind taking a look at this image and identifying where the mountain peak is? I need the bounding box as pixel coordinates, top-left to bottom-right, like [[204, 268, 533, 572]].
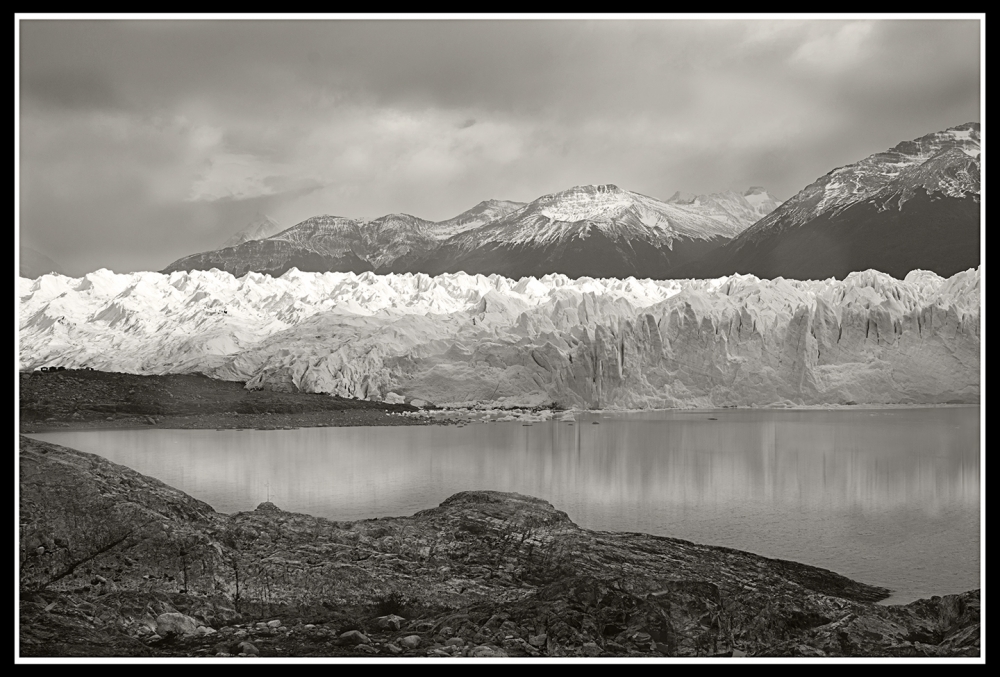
[[221, 213, 283, 249], [534, 184, 637, 222], [885, 123, 981, 161], [666, 190, 698, 205], [947, 122, 979, 133], [430, 198, 528, 239], [699, 123, 981, 281]]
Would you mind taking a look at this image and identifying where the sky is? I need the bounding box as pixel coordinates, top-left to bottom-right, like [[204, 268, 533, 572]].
[[17, 16, 982, 276]]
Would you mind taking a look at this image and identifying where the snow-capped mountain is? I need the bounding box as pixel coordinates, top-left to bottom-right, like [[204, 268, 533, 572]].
[[162, 185, 780, 279], [220, 212, 283, 248], [19, 266, 980, 409], [684, 123, 981, 280], [18, 246, 64, 280], [405, 184, 772, 279], [429, 199, 527, 240]]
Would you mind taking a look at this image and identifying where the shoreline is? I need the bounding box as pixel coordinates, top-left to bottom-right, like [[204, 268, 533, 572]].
[[19, 368, 978, 435], [18, 435, 980, 658], [20, 400, 981, 435], [18, 409, 459, 435]]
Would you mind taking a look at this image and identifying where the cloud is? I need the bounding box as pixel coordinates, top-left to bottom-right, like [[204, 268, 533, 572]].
[[789, 21, 877, 72], [20, 67, 122, 112], [17, 18, 981, 275]]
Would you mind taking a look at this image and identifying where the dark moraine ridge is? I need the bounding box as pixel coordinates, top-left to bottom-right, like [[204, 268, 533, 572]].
[[17, 369, 430, 434], [19, 436, 980, 658]]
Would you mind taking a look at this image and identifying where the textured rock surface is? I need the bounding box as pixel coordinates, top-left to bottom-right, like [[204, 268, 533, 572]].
[[19, 436, 979, 657], [155, 612, 199, 638], [20, 266, 980, 408]]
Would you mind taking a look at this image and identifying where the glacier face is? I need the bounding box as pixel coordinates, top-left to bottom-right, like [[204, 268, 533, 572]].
[[19, 266, 980, 409]]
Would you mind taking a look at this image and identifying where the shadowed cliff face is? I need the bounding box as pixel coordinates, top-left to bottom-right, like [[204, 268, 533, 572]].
[[19, 436, 980, 658]]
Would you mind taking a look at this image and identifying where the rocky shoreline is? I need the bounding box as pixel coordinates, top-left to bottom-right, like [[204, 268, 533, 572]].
[[18, 435, 979, 658]]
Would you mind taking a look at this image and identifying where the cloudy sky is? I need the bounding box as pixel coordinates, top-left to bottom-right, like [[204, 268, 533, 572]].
[[17, 17, 981, 276]]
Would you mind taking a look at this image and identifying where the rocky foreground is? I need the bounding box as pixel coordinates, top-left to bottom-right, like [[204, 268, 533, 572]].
[[18, 435, 980, 658]]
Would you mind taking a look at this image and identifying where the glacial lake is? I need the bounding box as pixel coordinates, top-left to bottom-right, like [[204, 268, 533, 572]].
[[28, 406, 980, 605]]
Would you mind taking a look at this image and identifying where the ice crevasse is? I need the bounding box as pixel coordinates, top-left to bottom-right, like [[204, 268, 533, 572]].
[[18, 266, 980, 409]]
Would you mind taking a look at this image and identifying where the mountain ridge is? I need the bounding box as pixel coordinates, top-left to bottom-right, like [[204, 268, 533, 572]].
[[163, 184, 780, 279], [677, 123, 981, 280]]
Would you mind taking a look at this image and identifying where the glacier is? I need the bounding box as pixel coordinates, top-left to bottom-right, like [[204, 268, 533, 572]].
[[19, 266, 980, 409]]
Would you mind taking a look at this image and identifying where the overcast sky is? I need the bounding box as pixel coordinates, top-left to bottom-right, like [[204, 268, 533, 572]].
[[17, 17, 981, 276]]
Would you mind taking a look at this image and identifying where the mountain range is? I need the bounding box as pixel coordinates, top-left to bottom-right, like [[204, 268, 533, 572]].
[[163, 186, 783, 279], [163, 122, 978, 282]]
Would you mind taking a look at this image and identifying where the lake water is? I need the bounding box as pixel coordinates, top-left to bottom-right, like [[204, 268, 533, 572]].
[[27, 406, 981, 605]]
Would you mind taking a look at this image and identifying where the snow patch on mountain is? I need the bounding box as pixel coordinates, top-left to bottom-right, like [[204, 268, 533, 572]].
[[20, 266, 980, 409], [431, 199, 527, 239]]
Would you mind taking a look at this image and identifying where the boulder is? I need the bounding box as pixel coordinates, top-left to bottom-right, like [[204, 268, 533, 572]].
[[339, 630, 371, 645], [399, 635, 422, 649], [155, 612, 199, 638], [237, 641, 259, 656], [375, 614, 406, 631]]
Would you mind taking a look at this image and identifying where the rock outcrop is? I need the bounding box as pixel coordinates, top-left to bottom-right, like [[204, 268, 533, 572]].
[[18, 436, 980, 658]]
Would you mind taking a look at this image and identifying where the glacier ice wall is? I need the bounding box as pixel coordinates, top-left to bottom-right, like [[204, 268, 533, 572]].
[[19, 266, 980, 409]]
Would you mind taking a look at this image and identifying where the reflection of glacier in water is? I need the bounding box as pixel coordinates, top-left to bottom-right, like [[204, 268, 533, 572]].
[[30, 406, 980, 605]]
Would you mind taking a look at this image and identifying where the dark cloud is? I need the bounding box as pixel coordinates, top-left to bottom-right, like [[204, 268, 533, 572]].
[[20, 67, 122, 112], [17, 17, 981, 275]]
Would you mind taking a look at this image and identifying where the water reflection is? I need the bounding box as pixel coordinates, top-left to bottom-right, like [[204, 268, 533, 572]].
[[28, 406, 979, 604]]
